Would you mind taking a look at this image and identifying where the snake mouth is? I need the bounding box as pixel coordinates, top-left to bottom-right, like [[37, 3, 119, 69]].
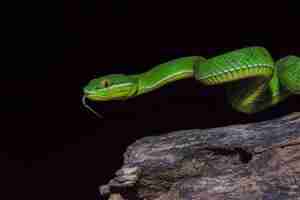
[[83, 89, 112, 101], [85, 92, 128, 101], [85, 89, 133, 101], [85, 94, 111, 101]]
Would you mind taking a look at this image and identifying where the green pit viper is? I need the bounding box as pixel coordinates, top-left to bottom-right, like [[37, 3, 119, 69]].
[[82, 47, 300, 118]]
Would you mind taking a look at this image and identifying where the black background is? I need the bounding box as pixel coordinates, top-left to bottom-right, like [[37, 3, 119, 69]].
[[1, 1, 299, 200]]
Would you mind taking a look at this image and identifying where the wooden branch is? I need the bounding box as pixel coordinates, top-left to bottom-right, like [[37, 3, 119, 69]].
[[100, 112, 300, 200]]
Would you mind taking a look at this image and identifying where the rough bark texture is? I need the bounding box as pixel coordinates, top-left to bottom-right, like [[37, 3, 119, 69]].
[[100, 112, 300, 200]]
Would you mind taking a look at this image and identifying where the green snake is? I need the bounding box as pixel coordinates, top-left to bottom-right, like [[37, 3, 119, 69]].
[[82, 47, 300, 118]]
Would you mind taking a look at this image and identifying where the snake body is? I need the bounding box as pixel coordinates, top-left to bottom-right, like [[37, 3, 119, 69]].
[[83, 47, 299, 116]]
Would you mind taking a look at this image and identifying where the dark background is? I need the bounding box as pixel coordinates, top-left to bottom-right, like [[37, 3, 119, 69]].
[[1, 1, 299, 200]]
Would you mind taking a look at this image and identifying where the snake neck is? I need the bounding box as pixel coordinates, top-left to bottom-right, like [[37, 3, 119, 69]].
[[132, 56, 205, 96]]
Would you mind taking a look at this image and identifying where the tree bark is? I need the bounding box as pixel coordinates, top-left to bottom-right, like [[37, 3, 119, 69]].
[[100, 112, 300, 200]]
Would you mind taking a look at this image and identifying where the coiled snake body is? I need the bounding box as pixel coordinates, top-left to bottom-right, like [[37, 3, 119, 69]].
[[83, 47, 300, 117]]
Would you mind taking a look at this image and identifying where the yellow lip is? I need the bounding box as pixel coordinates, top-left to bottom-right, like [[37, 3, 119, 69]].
[[85, 94, 111, 101]]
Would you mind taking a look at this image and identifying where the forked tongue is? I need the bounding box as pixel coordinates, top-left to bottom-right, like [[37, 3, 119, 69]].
[[82, 95, 103, 119]]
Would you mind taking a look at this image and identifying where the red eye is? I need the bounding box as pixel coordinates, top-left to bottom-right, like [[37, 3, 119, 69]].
[[100, 79, 110, 88]]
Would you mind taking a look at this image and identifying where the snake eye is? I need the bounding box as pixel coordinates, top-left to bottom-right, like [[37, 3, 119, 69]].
[[100, 79, 110, 88]]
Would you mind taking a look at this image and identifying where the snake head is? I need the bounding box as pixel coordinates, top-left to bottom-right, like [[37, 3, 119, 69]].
[[83, 74, 139, 101]]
